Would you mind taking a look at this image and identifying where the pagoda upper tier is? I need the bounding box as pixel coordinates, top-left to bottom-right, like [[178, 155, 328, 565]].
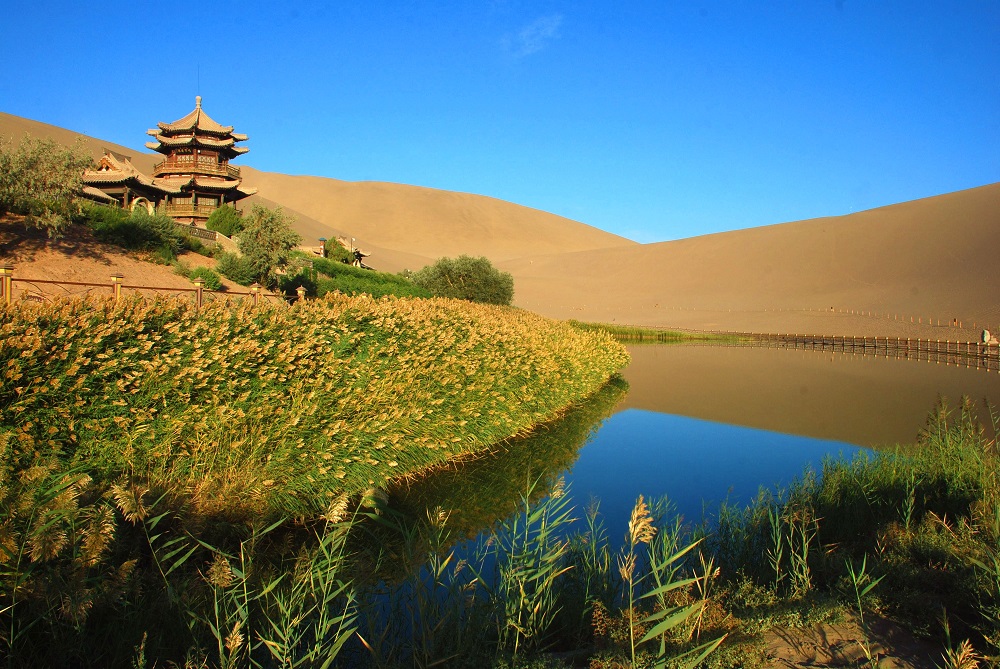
[[145, 95, 249, 159]]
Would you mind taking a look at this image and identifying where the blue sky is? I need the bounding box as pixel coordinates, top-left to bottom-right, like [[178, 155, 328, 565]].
[[2, 1, 998, 243]]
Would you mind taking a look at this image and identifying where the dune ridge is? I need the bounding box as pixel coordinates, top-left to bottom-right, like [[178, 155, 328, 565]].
[[2, 110, 997, 339]]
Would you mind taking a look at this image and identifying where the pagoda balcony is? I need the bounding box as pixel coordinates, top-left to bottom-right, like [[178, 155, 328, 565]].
[[160, 203, 218, 219], [153, 159, 240, 180]]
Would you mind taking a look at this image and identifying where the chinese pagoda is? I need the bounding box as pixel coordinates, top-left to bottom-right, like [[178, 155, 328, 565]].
[[145, 96, 256, 224], [82, 96, 256, 227]]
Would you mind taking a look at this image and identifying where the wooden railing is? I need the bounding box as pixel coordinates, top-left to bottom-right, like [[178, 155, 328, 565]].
[[173, 223, 218, 242], [160, 203, 217, 218], [0, 266, 294, 308], [615, 329, 1000, 373], [153, 159, 240, 179]]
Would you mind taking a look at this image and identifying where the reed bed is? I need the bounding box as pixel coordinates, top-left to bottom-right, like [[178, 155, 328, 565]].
[[0, 293, 633, 667], [568, 320, 734, 344], [0, 293, 628, 523], [707, 397, 1000, 665]]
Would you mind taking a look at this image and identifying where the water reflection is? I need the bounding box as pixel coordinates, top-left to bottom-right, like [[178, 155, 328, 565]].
[[562, 409, 861, 537], [620, 343, 1000, 448], [385, 376, 628, 538], [386, 342, 1000, 552]]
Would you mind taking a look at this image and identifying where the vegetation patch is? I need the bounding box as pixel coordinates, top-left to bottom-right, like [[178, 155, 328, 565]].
[[411, 255, 515, 305], [569, 320, 737, 343], [309, 255, 433, 299], [0, 294, 628, 523], [82, 203, 214, 262], [0, 135, 91, 236]]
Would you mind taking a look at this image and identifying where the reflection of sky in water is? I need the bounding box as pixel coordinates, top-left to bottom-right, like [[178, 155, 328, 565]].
[[561, 409, 864, 540]]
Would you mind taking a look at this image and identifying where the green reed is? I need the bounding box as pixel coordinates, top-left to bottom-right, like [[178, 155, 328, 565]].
[[708, 397, 1000, 661], [568, 320, 732, 344]]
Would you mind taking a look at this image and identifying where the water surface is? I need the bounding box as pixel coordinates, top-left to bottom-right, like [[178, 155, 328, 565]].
[[394, 343, 1000, 544]]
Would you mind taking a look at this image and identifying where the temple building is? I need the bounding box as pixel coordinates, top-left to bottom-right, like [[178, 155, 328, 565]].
[[82, 96, 256, 227]]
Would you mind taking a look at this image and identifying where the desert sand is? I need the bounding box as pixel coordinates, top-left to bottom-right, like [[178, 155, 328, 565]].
[[1, 110, 997, 342]]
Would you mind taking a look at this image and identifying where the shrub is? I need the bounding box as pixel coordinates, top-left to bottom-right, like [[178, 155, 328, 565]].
[[215, 252, 256, 286], [280, 271, 318, 298], [236, 205, 302, 288], [205, 205, 243, 238], [85, 204, 183, 261], [178, 233, 213, 257], [0, 134, 92, 236], [323, 237, 355, 264], [312, 256, 432, 299], [188, 266, 223, 291], [412, 255, 514, 305]]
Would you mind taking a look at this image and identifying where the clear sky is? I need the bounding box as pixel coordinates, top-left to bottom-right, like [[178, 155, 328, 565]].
[[1, 1, 998, 243]]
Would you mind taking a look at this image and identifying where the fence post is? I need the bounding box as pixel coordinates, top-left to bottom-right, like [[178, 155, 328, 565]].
[[296, 286, 306, 303], [250, 283, 262, 306], [110, 274, 124, 300], [192, 277, 204, 310], [0, 265, 12, 306]]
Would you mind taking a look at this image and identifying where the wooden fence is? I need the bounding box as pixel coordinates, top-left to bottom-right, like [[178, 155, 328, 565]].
[[618, 328, 1000, 373], [0, 266, 298, 309], [726, 332, 1000, 372]]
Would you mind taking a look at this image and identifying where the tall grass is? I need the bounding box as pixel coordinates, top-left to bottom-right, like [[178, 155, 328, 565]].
[[0, 292, 632, 666], [0, 464, 728, 666], [709, 397, 1000, 660], [568, 320, 736, 344], [351, 479, 724, 669], [0, 294, 627, 525]]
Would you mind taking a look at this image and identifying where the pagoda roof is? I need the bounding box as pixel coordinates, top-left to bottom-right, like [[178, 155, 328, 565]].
[[153, 176, 257, 195], [155, 96, 241, 137], [144, 134, 250, 154], [82, 153, 178, 193], [82, 185, 117, 203]]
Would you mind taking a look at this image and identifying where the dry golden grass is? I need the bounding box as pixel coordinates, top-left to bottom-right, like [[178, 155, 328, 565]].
[[0, 293, 628, 521]]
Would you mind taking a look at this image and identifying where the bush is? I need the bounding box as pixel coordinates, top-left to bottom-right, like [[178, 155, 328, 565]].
[[312, 256, 432, 299], [280, 271, 318, 299], [0, 134, 92, 236], [178, 233, 214, 257], [85, 204, 183, 261], [323, 237, 355, 264], [412, 255, 514, 305], [215, 252, 256, 286], [188, 266, 223, 291], [205, 205, 243, 238]]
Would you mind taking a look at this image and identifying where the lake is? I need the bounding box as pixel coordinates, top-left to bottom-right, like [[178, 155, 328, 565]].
[[390, 342, 1000, 543]]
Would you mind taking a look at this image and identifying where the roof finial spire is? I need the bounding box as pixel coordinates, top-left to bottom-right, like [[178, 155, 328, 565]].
[[195, 95, 202, 109]]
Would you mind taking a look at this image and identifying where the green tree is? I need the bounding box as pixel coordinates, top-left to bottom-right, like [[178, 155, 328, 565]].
[[235, 205, 302, 288], [412, 255, 514, 305], [0, 134, 93, 236], [205, 205, 244, 238]]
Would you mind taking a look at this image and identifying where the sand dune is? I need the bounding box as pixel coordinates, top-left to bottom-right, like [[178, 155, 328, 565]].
[[239, 167, 636, 263], [2, 110, 997, 339], [501, 184, 1000, 338]]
